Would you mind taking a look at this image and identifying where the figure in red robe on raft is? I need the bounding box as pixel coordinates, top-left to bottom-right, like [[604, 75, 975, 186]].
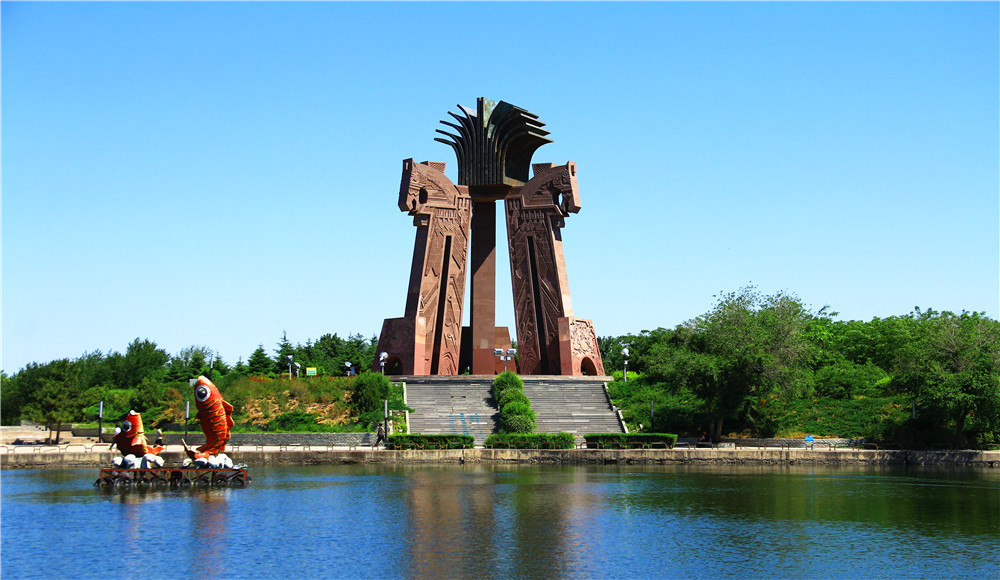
[[182, 375, 236, 469], [110, 410, 164, 469]]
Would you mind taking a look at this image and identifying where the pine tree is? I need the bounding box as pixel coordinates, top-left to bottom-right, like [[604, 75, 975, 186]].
[[273, 331, 296, 375], [247, 345, 272, 376]]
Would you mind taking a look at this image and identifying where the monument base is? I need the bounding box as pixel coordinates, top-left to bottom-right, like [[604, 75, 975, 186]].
[[558, 317, 605, 376], [460, 326, 513, 375], [374, 317, 427, 375]]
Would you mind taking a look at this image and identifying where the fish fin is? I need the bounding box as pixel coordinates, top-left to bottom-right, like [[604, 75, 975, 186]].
[[223, 400, 234, 414]]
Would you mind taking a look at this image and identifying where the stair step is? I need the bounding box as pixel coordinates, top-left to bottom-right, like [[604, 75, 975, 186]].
[[401, 376, 625, 444]]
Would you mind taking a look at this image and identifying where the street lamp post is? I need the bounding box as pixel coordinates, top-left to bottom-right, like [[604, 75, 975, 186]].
[[345, 362, 352, 376], [98, 401, 104, 444], [621, 347, 630, 382], [379, 352, 388, 375], [286, 355, 293, 379], [294, 362, 301, 379], [493, 348, 517, 372]]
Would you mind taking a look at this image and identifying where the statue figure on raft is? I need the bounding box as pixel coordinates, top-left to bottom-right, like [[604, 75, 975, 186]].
[[182, 375, 236, 468], [109, 410, 164, 469]]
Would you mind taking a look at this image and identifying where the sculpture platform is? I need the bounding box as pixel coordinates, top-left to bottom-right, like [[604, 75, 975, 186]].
[[94, 466, 250, 489]]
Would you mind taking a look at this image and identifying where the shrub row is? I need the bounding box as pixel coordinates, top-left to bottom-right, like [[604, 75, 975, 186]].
[[385, 434, 474, 450], [483, 433, 575, 449], [584, 433, 678, 449], [493, 371, 536, 433]]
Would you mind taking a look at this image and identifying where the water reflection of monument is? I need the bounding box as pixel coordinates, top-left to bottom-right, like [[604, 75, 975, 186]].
[[405, 469, 498, 578], [191, 490, 229, 579], [375, 98, 605, 376], [404, 466, 593, 577]]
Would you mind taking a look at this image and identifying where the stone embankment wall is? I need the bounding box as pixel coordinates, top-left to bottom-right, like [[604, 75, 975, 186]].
[[228, 433, 373, 447], [84, 432, 374, 447], [3, 447, 998, 470]]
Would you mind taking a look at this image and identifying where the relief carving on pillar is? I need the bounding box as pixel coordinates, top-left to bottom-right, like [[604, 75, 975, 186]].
[[572, 319, 597, 356], [506, 162, 594, 375], [375, 160, 471, 375], [558, 317, 606, 376]]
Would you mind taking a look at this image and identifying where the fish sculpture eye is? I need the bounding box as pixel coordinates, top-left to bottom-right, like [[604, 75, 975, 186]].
[[121, 420, 132, 432], [195, 385, 210, 402]]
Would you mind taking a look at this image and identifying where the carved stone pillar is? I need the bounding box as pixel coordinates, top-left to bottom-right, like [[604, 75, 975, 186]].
[[505, 162, 604, 376], [374, 159, 471, 375]]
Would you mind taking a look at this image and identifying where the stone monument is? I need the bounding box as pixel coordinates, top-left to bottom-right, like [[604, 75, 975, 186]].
[[375, 98, 604, 376]]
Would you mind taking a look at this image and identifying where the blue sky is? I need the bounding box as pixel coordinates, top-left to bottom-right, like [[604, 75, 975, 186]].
[[3, 2, 997, 373]]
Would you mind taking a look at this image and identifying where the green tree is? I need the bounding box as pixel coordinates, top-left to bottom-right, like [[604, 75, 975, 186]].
[[232, 357, 249, 376], [75, 350, 112, 393], [295, 339, 316, 369], [311, 333, 343, 375], [829, 315, 918, 372], [6, 362, 53, 425], [351, 371, 391, 416], [648, 286, 813, 441], [306, 332, 378, 376], [894, 310, 1000, 447], [248, 344, 272, 376], [167, 345, 213, 381], [130, 376, 168, 414], [273, 331, 296, 375], [0, 371, 27, 425], [813, 358, 888, 399], [212, 353, 231, 376], [19, 359, 82, 444], [600, 328, 673, 378], [107, 338, 169, 389], [345, 333, 378, 375], [598, 335, 628, 377]]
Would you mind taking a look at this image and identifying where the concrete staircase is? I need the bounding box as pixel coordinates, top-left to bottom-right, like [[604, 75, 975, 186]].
[[402, 376, 497, 445], [522, 377, 624, 437], [400, 375, 624, 445]]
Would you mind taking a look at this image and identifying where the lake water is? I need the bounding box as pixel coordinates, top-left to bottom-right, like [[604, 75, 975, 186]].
[[2, 464, 998, 579]]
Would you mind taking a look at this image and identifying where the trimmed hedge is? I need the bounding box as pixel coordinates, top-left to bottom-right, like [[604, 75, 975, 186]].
[[500, 413, 536, 434], [498, 389, 530, 408], [484, 432, 575, 449], [493, 372, 535, 434], [492, 371, 524, 395], [584, 433, 678, 449], [385, 434, 474, 450], [501, 401, 532, 417]]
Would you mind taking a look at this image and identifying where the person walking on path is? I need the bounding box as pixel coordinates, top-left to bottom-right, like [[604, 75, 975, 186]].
[[373, 423, 387, 449]]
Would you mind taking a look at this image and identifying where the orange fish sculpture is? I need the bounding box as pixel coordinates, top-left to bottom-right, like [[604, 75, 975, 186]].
[[183, 375, 234, 461], [113, 410, 164, 456]]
